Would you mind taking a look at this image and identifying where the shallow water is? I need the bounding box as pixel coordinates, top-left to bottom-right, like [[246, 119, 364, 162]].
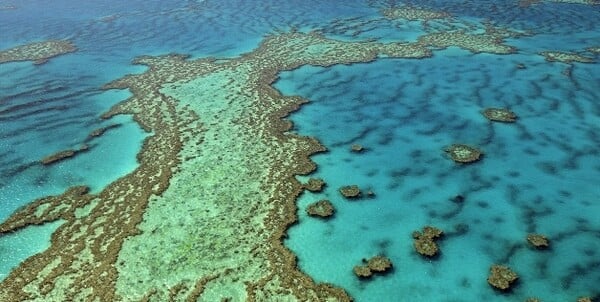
[[0, 0, 598, 301]]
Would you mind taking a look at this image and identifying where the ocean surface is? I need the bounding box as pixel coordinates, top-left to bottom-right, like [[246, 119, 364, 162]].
[[1, 0, 599, 301]]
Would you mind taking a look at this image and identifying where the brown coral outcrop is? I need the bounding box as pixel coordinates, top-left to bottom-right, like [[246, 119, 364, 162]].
[[413, 226, 444, 257], [306, 200, 335, 218], [339, 185, 361, 199], [444, 144, 482, 163], [351, 144, 364, 152], [353, 256, 393, 279], [40, 150, 76, 165], [482, 108, 518, 123], [527, 234, 550, 249], [487, 264, 518, 290], [304, 178, 325, 192]]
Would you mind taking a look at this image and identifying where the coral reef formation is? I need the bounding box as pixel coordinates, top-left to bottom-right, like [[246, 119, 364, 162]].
[[350, 144, 364, 153], [306, 200, 335, 218], [412, 226, 444, 257], [353, 256, 393, 279], [40, 150, 76, 165], [540, 51, 595, 63], [381, 6, 450, 21], [527, 234, 550, 249], [304, 178, 326, 192], [0, 13, 528, 301], [353, 265, 373, 278], [482, 108, 518, 123], [487, 265, 519, 290], [339, 185, 362, 199], [444, 144, 483, 163], [0, 40, 76, 64]]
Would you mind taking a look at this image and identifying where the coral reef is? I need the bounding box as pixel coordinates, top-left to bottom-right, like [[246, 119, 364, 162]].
[[40, 144, 90, 165], [350, 144, 364, 153], [306, 200, 335, 218], [540, 51, 594, 63], [418, 31, 516, 54], [339, 185, 361, 199], [444, 144, 483, 163], [525, 298, 541, 302], [0, 40, 76, 64], [367, 255, 393, 273], [527, 234, 550, 249], [353, 265, 373, 278], [482, 108, 518, 123], [0, 20, 530, 301], [487, 265, 519, 290], [577, 297, 593, 302], [40, 150, 76, 165], [381, 6, 449, 21], [412, 226, 444, 257], [353, 256, 393, 278], [304, 178, 326, 192], [88, 124, 122, 139]]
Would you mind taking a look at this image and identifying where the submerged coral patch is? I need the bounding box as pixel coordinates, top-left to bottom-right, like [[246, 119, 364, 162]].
[[350, 144, 364, 153], [540, 51, 595, 63], [0, 40, 76, 65], [527, 234, 550, 249], [381, 6, 450, 21], [487, 265, 519, 291], [353, 256, 393, 279], [339, 185, 362, 199], [412, 226, 444, 257], [306, 200, 335, 218], [304, 178, 326, 192], [444, 144, 483, 163], [482, 108, 518, 123]]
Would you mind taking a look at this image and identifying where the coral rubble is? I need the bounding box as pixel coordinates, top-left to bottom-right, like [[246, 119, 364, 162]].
[[487, 265, 519, 290], [306, 200, 335, 218], [444, 144, 483, 163], [482, 108, 518, 123]]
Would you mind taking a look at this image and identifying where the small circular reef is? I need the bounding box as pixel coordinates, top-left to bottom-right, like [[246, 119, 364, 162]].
[[339, 185, 361, 199], [527, 233, 550, 249], [482, 108, 517, 123], [412, 226, 444, 257], [353, 255, 393, 279], [487, 264, 519, 291], [306, 200, 335, 218], [350, 144, 364, 153], [444, 144, 482, 163]]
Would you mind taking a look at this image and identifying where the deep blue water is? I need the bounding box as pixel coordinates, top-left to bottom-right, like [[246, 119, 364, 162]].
[[1, 0, 599, 300]]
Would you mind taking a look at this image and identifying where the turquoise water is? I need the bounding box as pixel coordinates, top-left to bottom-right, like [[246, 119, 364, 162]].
[[1, 0, 599, 300], [277, 51, 600, 301]]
